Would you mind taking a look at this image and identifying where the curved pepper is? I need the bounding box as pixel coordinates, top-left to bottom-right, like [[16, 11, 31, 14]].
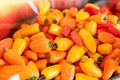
[[54, 37, 74, 51], [67, 45, 85, 63], [79, 29, 96, 53], [40, 64, 61, 80], [12, 38, 26, 55], [75, 73, 98, 80], [79, 55, 102, 78]]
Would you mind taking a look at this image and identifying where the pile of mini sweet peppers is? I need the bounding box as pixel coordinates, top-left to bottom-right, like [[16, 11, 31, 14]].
[[0, 2, 120, 80]]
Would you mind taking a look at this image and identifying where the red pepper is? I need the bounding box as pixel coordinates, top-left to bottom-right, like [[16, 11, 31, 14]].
[[108, 26, 120, 37], [97, 20, 114, 29], [84, 6, 99, 16], [61, 26, 71, 37], [41, 26, 48, 34], [100, 5, 109, 14], [70, 31, 83, 46], [46, 33, 56, 41], [97, 28, 108, 34]]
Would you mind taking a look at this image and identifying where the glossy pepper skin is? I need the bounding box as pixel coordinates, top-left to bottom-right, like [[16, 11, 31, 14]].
[[67, 45, 85, 63], [89, 14, 107, 24], [40, 64, 61, 80], [54, 37, 74, 51], [38, 1, 50, 16], [20, 23, 40, 36], [75, 73, 98, 80], [12, 38, 26, 55], [79, 29, 96, 53], [48, 24, 63, 36], [79, 55, 102, 78]]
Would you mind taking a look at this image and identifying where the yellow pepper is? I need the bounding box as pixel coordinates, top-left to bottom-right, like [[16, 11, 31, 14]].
[[87, 52, 103, 63], [79, 29, 96, 53], [75, 73, 98, 80], [40, 64, 61, 80], [107, 15, 118, 24], [20, 23, 29, 29], [89, 14, 107, 24], [38, 1, 50, 16], [114, 23, 120, 31], [97, 43, 112, 55], [67, 45, 85, 63], [76, 11, 89, 22], [12, 38, 26, 55], [20, 23, 40, 36], [54, 37, 74, 51], [27, 61, 39, 79], [85, 3, 100, 10], [48, 24, 63, 36], [85, 21, 97, 35], [79, 55, 102, 78]]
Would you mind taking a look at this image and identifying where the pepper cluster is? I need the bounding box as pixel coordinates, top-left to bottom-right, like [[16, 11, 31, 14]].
[[0, 2, 120, 80]]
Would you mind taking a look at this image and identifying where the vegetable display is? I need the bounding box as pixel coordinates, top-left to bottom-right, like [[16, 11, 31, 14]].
[[0, 2, 120, 80]]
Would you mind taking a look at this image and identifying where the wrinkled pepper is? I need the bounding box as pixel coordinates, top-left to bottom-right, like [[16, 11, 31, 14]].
[[75, 73, 98, 80], [67, 45, 85, 63], [79, 55, 102, 78], [48, 24, 63, 36], [38, 1, 50, 16], [79, 29, 96, 53], [40, 64, 61, 80], [12, 38, 26, 55], [20, 23, 40, 36], [54, 37, 74, 51]]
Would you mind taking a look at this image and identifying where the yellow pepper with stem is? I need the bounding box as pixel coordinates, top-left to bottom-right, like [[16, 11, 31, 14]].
[[40, 64, 61, 80], [12, 38, 26, 55], [85, 21, 97, 35], [27, 61, 39, 79], [88, 14, 107, 24], [87, 52, 103, 63], [67, 45, 85, 63], [38, 1, 50, 16], [75, 73, 98, 80], [79, 55, 102, 78], [48, 24, 63, 36], [79, 29, 96, 53], [54, 37, 74, 51], [20, 23, 40, 36]]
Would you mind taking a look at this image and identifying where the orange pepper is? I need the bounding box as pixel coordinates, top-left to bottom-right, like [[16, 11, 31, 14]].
[[48, 50, 66, 63], [30, 37, 51, 53], [4, 49, 25, 65], [102, 59, 119, 80], [61, 61, 75, 80], [0, 38, 13, 58], [23, 50, 38, 61]]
